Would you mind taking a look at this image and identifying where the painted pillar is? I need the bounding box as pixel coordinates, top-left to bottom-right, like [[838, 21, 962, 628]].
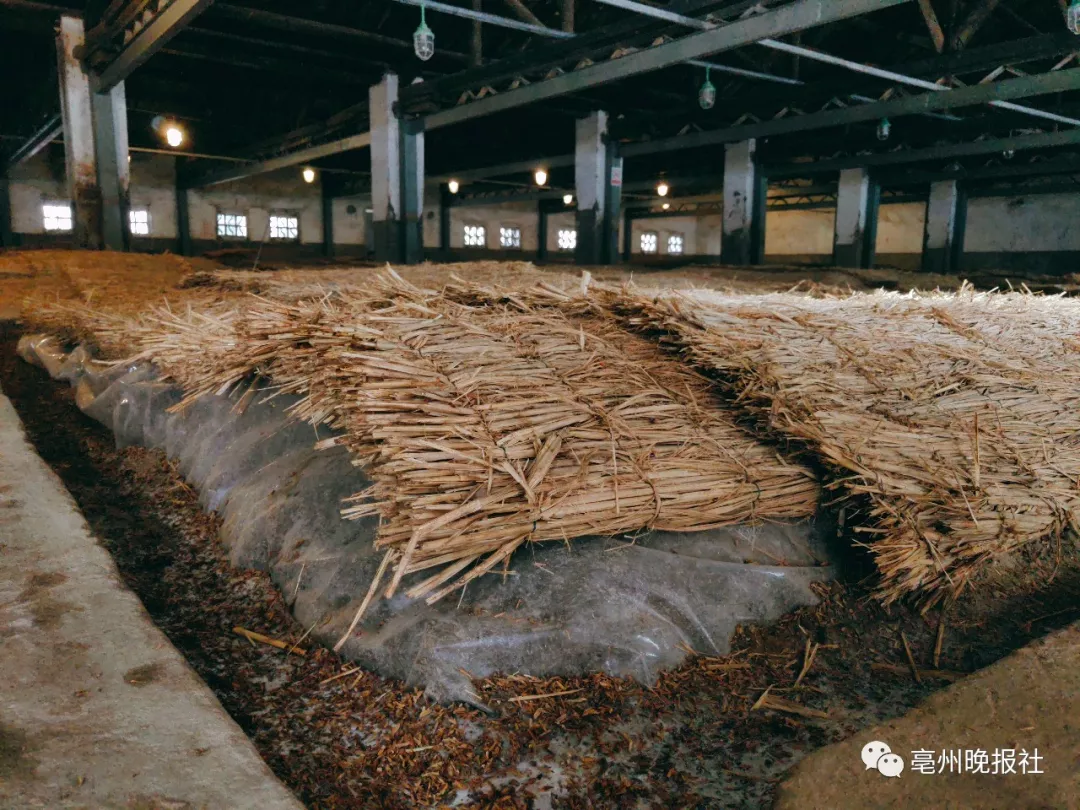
[[56, 15, 100, 249], [321, 175, 335, 259], [0, 173, 13, 248], [833, 167, 880, 268], [57, 14, 130, 251], [439, 185, 452, 258], [91, 82, 130, 251], [721, 139, 758, 265], [575, 110, 619, 265], [174, 157, 192, 256], [370, 72, 402, 262], [922, 179, 967, 274], [400, 118, 425, 265]]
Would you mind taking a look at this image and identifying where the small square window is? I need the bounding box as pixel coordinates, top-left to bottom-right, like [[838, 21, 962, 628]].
[[42, 203, 72, 232], [499, 226, 521, 249], [129, 208, 150, 236], [640, 232, 658, 254], [557, 228, 577, 251], [464, 224, 486, 247], [667, 234, 684, 255], [217, 212, 248, 239], [270, 215, 299, 241]]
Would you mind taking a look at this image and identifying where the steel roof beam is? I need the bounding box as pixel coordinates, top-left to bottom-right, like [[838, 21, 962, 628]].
[[421, 0, 911, 131], [768, 129, 1080, 178], [92, 0, 216, 93], [187, 132, 372, 188], [4, 113, 62, 170]]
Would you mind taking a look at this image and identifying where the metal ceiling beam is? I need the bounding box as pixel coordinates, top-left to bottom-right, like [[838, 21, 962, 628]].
[[899, 31, 1080, 78], [600, 0, 1080, 129], [882, 154, 1080, 185], [393, 0, 573, 37], [187, 132, 373, 188], [431, 154, 574, 183], [92, 0, 216, 92], [207, 3, 472, 63], [623, 67, 1080, 157], [421, 0, 911, 131], [768, 129, 1080, 178], [4, 113, 62, 170]]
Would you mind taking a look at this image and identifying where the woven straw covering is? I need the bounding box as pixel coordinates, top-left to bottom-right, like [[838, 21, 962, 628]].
[[534, 281, 1080, 607], [43, 271, 818, 630]]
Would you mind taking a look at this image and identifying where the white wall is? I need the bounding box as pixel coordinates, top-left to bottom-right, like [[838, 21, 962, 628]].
[[449, 202, 538, 251], [766, 208, 834, 255], [965, 193, 1080, 252]]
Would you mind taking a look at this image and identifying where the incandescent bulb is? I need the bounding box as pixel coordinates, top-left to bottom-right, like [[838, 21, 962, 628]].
[[656, 181, 669, 197], [165, 125, 184, 147], [448, 179, 460, 193], [534, 168, 548, 186], [563, 194, 573, 205], [302, 167, 316, 183]]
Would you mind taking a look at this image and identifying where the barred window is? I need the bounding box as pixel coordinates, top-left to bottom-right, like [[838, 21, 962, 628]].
[[129, 208, 150, 236], [217, 212, 248, 239], [463, 224, 486, 247], [499, 226, 521, 249], [640, 231, 658, 254], [667, 234, 684, 255], [42, 203, 72, 232], [557, 228, 577, 251], [270, 215, 299, 240]]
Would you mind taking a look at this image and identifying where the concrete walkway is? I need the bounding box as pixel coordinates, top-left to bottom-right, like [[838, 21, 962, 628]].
[[775, 621, 1080, 810], [0, 385, 304, 809]]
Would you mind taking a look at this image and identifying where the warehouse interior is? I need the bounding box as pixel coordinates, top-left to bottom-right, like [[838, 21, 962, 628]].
[[3, 0, 1080, 808]]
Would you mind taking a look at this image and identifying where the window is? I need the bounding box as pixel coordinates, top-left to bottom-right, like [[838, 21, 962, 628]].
[[667, 234, 684, 255], [129, 208, 150, 236], [216, 212, 248, 239], [463, 224, 486, 247], [499, 226, 521, 249], [557, 228, 577, 251], [42, 203, 72, 232], [640, 231, 658, 254], [269, 215, 299, 241]]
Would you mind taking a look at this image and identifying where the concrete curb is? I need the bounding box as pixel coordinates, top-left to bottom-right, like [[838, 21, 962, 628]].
[[0, 383, 305, 810]]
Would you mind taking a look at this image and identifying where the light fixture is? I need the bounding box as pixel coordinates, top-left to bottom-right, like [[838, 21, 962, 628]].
[[302, 167, 316, 184], [1069, 0, 1080, 34], [656, 181, 669, 197], [698, 66, 716, 111], [414, 0, 435, 60], [1003, 148, 1016, 160], [164, 124, 184, 148], [534, 168, 548, 186], [662, 202, 670, 210], [563, 193, 573, 205], [876, 118, 891, 142], [448, 179, 460, 194]]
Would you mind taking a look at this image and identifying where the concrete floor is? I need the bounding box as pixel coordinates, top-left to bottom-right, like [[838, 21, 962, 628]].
[[0, 384, 303, 810], [775, 621, 1080, 810]]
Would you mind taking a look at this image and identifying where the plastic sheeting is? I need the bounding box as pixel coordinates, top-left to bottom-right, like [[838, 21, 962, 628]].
[[18, 334, 834, 706]]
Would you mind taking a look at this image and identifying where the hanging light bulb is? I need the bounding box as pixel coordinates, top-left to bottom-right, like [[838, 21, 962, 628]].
[[662, 202, 670, 210], [877, 118, 891, 142], [563, 194, 573, 205], [1003, 148, 1016, 160], [302, 167, 316, 184], [163, 123, 185, 147], [534, 168, 548, 186], [414, 1, 435, 61], [1069, 0, 1080, 34], [698, 66, 716, 111], [656, 181, 669, 197], [448, 179, 460, 194]]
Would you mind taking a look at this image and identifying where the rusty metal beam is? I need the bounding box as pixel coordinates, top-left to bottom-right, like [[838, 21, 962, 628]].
[[917, 0, 945, 52], [952, 0, 1003, 50]]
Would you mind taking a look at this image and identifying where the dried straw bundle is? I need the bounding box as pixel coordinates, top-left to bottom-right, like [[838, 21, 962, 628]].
[[529, 281, 1080, 607], [55, 271, 819, 627]]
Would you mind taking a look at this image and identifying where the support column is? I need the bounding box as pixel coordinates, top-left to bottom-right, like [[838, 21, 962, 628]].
[[90, 83, 130, 251], [574, 111, 618, 265], [0, 173, 13, 248], [439, 185, 452, 259], [57, 15, 100, 249], [750, 171, 768, 264], [833, 167, 880, 268], [400, 118, 425, 265], [721, 139, 759, 265], [321, 176, 335, 259], [174, 157, 192, 256], [370, 73, 424, 264], [622, 208, 632, 262], [922, 179, 966, 274], [537, 200, 549, 262], [57, 14, 130, 251]]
